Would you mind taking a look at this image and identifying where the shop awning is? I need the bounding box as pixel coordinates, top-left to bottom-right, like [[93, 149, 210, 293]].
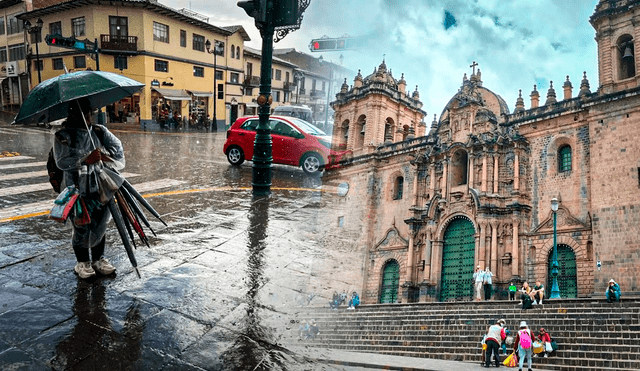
[[151, 87, 191, 101], [187, 90, 214, 98]]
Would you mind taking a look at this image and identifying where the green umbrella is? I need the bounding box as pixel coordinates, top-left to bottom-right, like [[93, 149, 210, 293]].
[[13, 70, 144, 125]]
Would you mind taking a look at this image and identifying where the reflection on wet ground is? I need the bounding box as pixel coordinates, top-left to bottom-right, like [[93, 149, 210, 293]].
[[0, 125, 351, 370]]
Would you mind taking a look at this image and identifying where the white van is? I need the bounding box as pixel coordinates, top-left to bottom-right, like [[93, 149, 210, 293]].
[[272, 105, 313, 124]]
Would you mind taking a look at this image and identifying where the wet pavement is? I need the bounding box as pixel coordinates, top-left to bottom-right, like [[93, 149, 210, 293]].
[[0, 122, 483, 370]]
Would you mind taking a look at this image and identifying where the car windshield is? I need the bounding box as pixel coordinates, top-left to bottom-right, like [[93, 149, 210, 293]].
[[288, 118, 326, 136]]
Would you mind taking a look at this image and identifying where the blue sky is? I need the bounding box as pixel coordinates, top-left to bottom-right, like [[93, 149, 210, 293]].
[[167, 0, 601, 121]]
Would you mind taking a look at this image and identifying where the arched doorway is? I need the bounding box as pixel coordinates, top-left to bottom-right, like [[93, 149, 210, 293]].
[[379, 260, 400, 303], [547, 244, 578, 298], [440, 218, 475, 301]]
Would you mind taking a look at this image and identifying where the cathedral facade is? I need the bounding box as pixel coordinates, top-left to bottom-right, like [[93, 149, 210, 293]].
[[324, 0, 640, 304]]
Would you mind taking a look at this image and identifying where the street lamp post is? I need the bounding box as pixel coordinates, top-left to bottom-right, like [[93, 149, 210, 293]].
[[206, 39, 224, 132], [550, 197, 561, 299], [24, 18, 44, 84], [319, 55, 333, 133]]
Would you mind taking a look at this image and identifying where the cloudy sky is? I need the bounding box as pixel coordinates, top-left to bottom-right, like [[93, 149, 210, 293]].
[[164, 0, 601, 120]]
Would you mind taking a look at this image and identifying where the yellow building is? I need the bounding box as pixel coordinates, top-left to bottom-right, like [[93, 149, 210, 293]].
[[19, 0, 249, 129], [242, 46, 297, 115], [0, 0, 32, 110]]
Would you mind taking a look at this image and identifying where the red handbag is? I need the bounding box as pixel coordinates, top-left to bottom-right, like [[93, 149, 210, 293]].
[[49, 187, 79, 222]]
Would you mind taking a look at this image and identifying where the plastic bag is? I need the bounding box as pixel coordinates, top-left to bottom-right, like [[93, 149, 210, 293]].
[[533, 340, 544, 354], [50, 186, 79, 222], [503, 352, 517, 367]]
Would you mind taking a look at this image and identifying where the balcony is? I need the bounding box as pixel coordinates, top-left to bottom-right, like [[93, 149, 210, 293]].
[[283, 81, 294, 91], [299, 88, 306, 95], [100, 34, 138, 53], [310, 89, 325, 99], [243, 75, 260, 87]]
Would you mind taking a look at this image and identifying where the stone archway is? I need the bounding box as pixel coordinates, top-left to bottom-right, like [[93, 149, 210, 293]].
[[380, 259, 400, 303]]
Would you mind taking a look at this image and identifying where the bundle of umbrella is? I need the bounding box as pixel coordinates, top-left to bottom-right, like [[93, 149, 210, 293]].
[[14, 70, 165, 278]]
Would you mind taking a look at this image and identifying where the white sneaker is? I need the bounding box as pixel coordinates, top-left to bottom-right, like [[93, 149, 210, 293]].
[[92, 258, 116, 275], [74, 261, 96, 279]]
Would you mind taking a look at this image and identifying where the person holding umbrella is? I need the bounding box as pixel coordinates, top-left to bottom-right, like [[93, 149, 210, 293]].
[[53, 97, 125, 279]]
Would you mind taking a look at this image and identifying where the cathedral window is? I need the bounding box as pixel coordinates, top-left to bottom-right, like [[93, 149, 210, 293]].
[[618, 35, 635, 80], [393, 176, 404, 200], [558, 145, 571, 173], [451, 149, 468, 185]]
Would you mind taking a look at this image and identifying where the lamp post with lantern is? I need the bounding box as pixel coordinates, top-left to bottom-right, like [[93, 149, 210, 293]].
[[205, 39, 224, 132], [550, 197, 561, 299], [24, 18, 44, 84]]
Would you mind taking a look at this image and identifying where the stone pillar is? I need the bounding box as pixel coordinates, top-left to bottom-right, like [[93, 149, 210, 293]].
[[430, 163, 436, 193], [481, 154, 488, 193], [493, 153, 499, 194], [469, 155, 475, 188], [514, 150, 520, 191], [491, 222, 498, 278], [412, 169, 419, 207], [442, 159, 449, 199], [430, 240, 443, 283], [511, 220, 519, 277], [406, 234, 415, 283], [478, 221, 487, 268], [423, 230, 432, 282]]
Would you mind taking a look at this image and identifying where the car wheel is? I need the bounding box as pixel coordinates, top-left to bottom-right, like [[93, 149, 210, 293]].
[[227, 146, 245, 165], [301, 153, 323, 175]]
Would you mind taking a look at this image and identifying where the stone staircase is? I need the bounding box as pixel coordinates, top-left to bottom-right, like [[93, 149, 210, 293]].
[[286, 298, 640, 371]]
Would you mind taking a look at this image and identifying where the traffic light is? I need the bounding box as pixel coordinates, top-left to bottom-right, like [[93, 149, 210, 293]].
[[271, 0, 298, 28], [45, 34, 94, 51], [309, 36, 368, 52], [237, 0, 266, 24]]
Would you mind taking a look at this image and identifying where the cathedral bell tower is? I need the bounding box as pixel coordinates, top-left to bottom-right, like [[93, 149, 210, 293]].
[[590, 0, 640, 94]]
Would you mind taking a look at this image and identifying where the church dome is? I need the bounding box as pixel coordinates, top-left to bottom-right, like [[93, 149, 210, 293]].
[[438, 75, 510, 125]]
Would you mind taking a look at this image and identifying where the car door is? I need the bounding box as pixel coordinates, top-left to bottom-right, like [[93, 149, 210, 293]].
[[269, 119, 303, 166], [237, 119, 258, 160]]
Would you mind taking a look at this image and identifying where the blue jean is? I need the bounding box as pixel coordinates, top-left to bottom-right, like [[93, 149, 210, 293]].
[[518, 346, 533, 370]]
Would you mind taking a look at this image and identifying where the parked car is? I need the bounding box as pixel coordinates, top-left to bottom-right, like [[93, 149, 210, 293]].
[[223, 115, 350, 174]]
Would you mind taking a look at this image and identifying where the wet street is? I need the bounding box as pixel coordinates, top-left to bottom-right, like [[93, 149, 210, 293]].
[[0, 123, 355, 370]]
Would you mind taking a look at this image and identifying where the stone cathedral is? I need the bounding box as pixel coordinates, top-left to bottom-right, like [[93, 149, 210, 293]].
[[323, 0, 640, 304]]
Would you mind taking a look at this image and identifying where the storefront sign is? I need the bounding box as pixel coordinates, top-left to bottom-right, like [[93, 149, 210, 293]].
[[151, 79, 160, 87]]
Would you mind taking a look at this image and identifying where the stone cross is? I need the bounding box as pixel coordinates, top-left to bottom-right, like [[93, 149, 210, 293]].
[[470, 61, 478, 75]]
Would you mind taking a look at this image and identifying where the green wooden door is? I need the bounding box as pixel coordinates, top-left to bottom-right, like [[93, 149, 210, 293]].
[[379, 260, 400, 303], [547, 244, 577, 298], [440, 218, 476, 301]]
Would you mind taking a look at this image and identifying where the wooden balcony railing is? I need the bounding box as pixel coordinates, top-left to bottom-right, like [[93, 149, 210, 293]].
[[100, 34, 138, 52]]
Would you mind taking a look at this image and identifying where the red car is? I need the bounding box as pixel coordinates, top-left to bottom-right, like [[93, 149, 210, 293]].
[[223, 116, 350, 174]]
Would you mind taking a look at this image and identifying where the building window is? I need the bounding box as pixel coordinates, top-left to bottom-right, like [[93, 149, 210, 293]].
[[153, 22, 169, 43], [73, 56, 86, 69], [180, 30, 186, 47], [558, 145, 572, 173], [236, 46, 240, 59], [312, 79, 317, 91], [49, 21, 62, 36], [230, 72, 239, 84], [114, 55, 127, 70], [245, 88, 253, 96], [618, 35, 635, 80], [7, 15, 22, 35], [53, 58, 64, 70], [215, 70, 223, 80], [192, 34, 205, 52], [322, 81, 326, 92], [217, 83, 223, 99], [274, 91, 280, 102], [155, 59, 168, 72], [33, 60, 43, 72], [284, 92, 289, 102], [71, 17, 85, 37], [8, 44, 24, 61], [109, 16, 128, 37], [275, 69, 282, 81], [247, 62, 253, 77], [0, 17, 5, 35], [194, 66, 204, 77], [285, 71, 290, 82], [231, 44, 235, 58], [0, 48, 6, 63], [393, 176, 404, 200]]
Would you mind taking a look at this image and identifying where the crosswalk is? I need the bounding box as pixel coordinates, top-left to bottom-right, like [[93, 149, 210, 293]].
[[0, 155, 186, 222]]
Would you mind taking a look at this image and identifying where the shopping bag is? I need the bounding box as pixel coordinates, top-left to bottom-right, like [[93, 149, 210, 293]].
[[49, 186, 79, 222], [532, 340, 544, 354], [545, 341, 553, 352], [503, 352, 517, 367], [482, 343, 487, 350], [551, 340, 558, 351]]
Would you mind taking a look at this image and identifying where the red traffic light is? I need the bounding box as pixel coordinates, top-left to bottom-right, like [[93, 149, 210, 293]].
[[313, 41, 320, 50]]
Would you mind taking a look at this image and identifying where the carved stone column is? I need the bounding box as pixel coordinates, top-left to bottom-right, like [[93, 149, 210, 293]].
[[481, 153, 488, 193], [469, 154, 475, 188], [478, 221, 487, 268], [406, 234, 415, 284], [423, 230, 432, 282], [493, 153, 499, 194], [491, 222, 499, 277], [442, 158, 449, 199], [511, 220, 520, 277], [514, 150, 520, 191], [430, 240, 443, 284]]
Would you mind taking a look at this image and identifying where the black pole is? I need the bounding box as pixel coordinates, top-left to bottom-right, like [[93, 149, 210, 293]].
[[34, 38, 41, 83], [252, 25, 274, 197], [94, 38, 100, 71]]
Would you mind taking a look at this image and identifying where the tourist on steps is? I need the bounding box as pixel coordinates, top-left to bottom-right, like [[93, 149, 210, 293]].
[[520, 282, 533, 310], [473, 266, 485, 301], [483, 268, 494, 300], [606, 279, 621, 303], [537, 327, 553, 357], [513, 321, 534, 371], [531, 280, 545, 305], [509, 281, 517, 301], [483, 319, 506, 367], [329, 291, 340, 309], [347, 291, 360, 310]]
